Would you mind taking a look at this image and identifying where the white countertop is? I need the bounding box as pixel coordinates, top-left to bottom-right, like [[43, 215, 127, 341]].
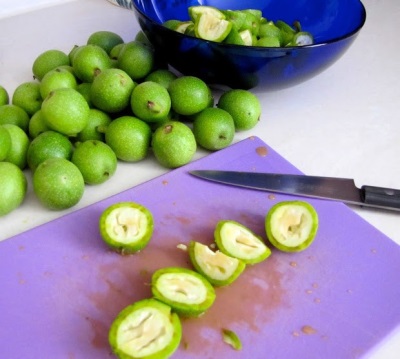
[[0, 0, 399, 358]]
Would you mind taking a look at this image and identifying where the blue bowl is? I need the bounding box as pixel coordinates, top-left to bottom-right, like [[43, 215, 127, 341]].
[[131, 0, 366, 91]]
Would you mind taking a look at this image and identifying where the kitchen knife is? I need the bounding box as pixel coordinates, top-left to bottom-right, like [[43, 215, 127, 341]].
[[189, 170, 400, 212]]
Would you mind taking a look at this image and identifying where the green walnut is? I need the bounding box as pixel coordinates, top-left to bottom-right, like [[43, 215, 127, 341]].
[[99, 201, 154, 254], [108, 298, 181, 359], [151, 267, 216, 317], [214, 220, 271, 264], [188, 241, 246, 286], [165, 6, 314, 47], [265, 200, 319, 252]]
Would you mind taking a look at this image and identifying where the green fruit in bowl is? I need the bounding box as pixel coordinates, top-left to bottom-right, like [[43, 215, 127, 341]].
[[224, 27, 245, 45], [188, 5, 224, 22], [275, 20, 296, 45], [257, 36, 280, 47], [165, 6, 314, 49], [193, 12, 232, 42], [174, 21, 193, 34], [163, 19, 182, 31], [258, 22, 283, 43], [240, 10, 261, 36]]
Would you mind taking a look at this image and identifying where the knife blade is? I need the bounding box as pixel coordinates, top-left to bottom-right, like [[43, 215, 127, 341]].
[[189, 170, 400, 212]]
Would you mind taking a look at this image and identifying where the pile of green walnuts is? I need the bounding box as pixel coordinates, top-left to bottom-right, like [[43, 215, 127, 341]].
[[0, 30, 262, 214]]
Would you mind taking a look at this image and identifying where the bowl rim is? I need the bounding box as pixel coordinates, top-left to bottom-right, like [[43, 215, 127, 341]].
[[132, 1, 367, 51]]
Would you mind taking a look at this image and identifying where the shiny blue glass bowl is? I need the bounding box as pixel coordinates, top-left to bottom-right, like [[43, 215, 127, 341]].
[[131, 0, 366, 91]]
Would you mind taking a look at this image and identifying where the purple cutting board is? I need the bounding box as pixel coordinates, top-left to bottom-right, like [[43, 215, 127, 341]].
[[1, 136, 400, 359]]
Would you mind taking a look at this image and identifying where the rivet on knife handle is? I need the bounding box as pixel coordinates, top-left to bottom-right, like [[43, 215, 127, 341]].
[[361, 186, 400, 210]]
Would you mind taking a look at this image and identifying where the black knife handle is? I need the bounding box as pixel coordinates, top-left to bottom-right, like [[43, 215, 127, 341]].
[[361, 185, 400, 210]]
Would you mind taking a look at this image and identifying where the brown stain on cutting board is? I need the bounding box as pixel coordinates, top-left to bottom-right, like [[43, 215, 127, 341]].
[[301, 325, 318, 335], [256, 146, 268, 157], [83, 257, 152, 350], [85, 315, 110, 351], [177, 254, 290, 357], [84, 247, 289, 356], [164, 213, 193, 226], [82, 238, 194, 350]]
